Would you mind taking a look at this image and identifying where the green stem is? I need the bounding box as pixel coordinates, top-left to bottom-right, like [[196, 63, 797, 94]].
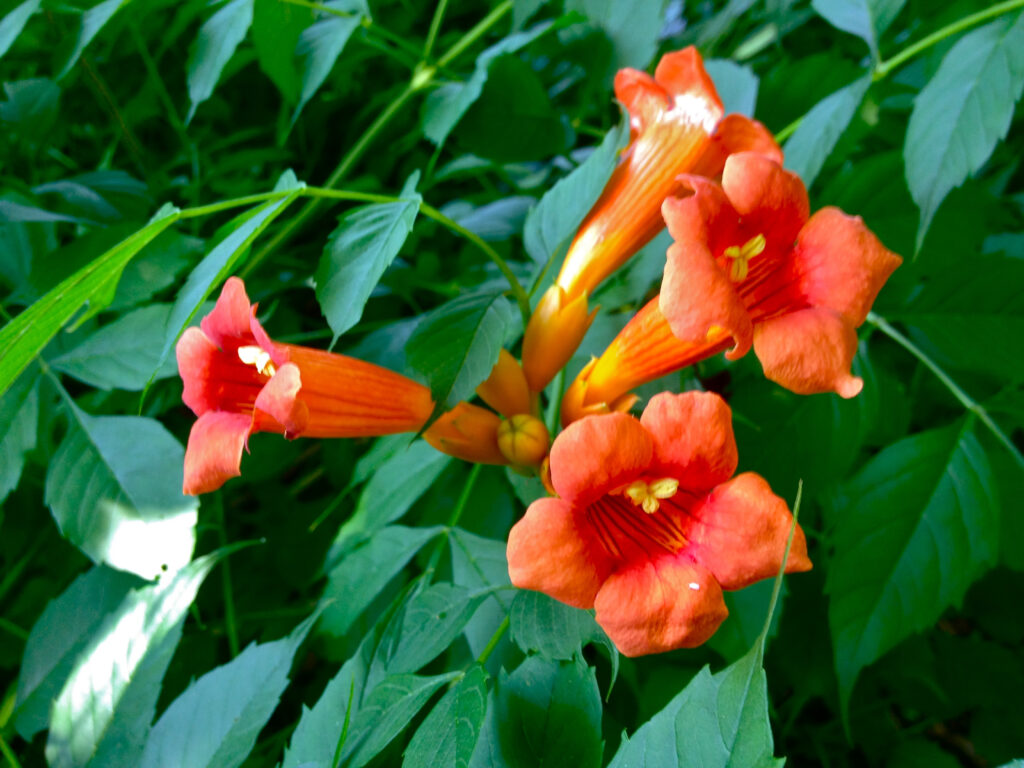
[[419, 204, 532, 326], [0, 538, 42, 606], [423, 0, 451, 60], [436, 0, 512, 68], [774, 116, 800, 144], [867, 312, 1024, 470], [874, 0, 1024, 79], [425, 463, 482, 578], [0, 734, 22, 768], [212, 494, 241, 658], [241, 83, 419, 278], [476, 614, 510, 665], [759, 480, 802, 649]]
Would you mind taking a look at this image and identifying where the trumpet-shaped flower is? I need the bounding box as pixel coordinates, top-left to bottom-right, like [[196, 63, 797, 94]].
[[178, 278, 435, 494], [508, 391, 810, 656], [522, 46, 781, 393], [562, 153, 902, 424]]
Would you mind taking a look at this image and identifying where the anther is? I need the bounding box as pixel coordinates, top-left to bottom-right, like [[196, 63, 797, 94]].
[[622, 477, 679, 514], [724, 233, 767, 281], [237, 345, 276, 376]]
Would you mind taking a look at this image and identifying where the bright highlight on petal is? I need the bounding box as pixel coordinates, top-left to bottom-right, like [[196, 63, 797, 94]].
[[508, 391, 811, 657]]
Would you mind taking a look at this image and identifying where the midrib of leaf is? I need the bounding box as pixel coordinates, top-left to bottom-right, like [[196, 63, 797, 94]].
[[438, 296, 501, 405], [848, 419, 973, 665]]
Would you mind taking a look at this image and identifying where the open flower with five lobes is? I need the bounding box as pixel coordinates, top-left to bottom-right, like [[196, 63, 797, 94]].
[[561, 152, 902, 425], [177, 277, 509, 495], [522, 45, 781, 393], [507, 391, 811, 656]]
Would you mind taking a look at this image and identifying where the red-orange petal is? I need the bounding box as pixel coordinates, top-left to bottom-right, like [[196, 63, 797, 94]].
[[721, 153, 809, 251], [653, 47, 723, 117], [660, 240, 753, 360], [683, 472, 812, 591], [176, 327, 219, 417], [662, 177, 740, 257], [793, 207, 903, 327], [549, 412, 652, 506], [594, 555, 727, 656], [182, 411, 252, 495], [614, 68, 669, 134], [253, 362, 308, 438], [639, 391, 738, 492], [507, 497, 611, 609], [691, 114, 783, 177], [200, 277, 254, 350], [753, 307, 862, 398]]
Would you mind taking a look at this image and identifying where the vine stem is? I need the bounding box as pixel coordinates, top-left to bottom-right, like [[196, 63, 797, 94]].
[[867, 312, 1024, 470], [424, 463, 482, 580], [0, 734, 23, 768], [476, 615, 510, 665], [776, 0, 1024, 142], [423, 0, 451, 60], [212, 493, 241, 658]]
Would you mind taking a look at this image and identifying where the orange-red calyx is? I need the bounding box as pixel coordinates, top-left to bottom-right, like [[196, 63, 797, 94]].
[[508, 391, 811, 657]]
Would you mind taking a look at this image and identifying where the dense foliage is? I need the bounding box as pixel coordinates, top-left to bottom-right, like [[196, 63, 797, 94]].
[[0, 0, 1022, 766]]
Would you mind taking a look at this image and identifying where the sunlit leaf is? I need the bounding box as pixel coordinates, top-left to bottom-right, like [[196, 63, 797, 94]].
[[905, 11, 1024, 248], [404, 665, 488, 768], [828, 420, 999, 713], [45, 553, 223, 768], [14, 566, 144, 740], [138, 611, 319, 768], [45, 405, 198, 580], [186, 0, 256, 122]]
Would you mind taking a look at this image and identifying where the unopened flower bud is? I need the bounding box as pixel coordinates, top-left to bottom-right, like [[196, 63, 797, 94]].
[[497, 414, 550, 469]]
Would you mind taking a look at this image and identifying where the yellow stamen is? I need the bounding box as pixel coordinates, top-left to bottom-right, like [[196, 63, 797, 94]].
[[724, 233, 766, 282], [237, 345, 276, 376], [622, 477, 679, 514]]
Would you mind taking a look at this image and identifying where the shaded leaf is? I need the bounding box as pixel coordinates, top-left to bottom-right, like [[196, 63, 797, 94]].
[[292, 0, 365, 124], [404, 666, 488, 768], [567, 0, 666, 70], [186, 0, 255, 122], [704, 59, 759, 117], [0, 367, 39, 503], [45, 553, 223, 768], [811, 0, 905, 57], [59, 0, 126, 78], [14, 566, 144, 740], [252, 0, 311, 104], [0, 0, 41, 60], [450, 529, 513, 659], [905, 12, 1024, 248], [828, 421, 999, 713], [45, 406, 198, 580]]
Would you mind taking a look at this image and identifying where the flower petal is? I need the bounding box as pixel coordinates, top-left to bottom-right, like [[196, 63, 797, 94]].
[[182, 411, 252, 495], [721, 153, 809, 251], [682, 472, 812, 591], [200, 277, 255, 350], [176, 327, 219, 416], [653, 47, 723, 120], [692, 114, 783, 178], [794, 207, 903, 326], [753, 307, 862, 398], [640, 391, 738, 491], [594, 556, 727, 656], [507, 497, 611, 609], [662, 177, 741, 257], [660, 240, 753, 360], [549, 412, 653, 506], [614, 68, 669, 134], [253, 363, 308, 438]]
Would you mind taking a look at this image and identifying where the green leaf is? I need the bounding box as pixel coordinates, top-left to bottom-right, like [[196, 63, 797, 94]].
[[810, 0, 905, 57], [406, 292, 517, 417], [0, 204, 180, 399], [152, 188, 301, 389], [0, 368, 39, 503], [138, 611, 318, 768], [282, 631, 375, 768], [58, 0, 127, 79], [566, 0, 666, 70], [0, 77, 60, 141], [316, 181, 421, 341], [340, 672, 460, 768], [45, 406, 198, 581], [372, 584, 490, 678], [704, 59, 759, 117], [512, 0, 547, 29], [327, 439, 451, 563], [450, 530, 513, 658], [523, 120, 628, 267], [509, 590, 617, 667], [320, 526, 443, 638], [45, 553, 222, 768], [109, 230, 201, 311], [404, 665, 488, 768], [607, 645, 777, 767], [14, 566, 144, 740], [707, 581, 783, 663], [472, 656, 602, 768], [905, 12, 1024, 249], [0, 0, 41, 60], [292, 0, 365, 125], [422, 21, 554, 147], [783, 75, 871, 188], [252, 0, 311, 104], [50, 304, 178, 390], [186, 0, 256, 123], [828, 421, 1000, 713]]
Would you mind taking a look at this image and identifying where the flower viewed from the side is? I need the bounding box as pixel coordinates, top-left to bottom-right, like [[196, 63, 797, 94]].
[[522, 46, 781, 393], [507, 391, 811, 656], [562, 152, 902, 424], [177, 277, 435, 494]]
